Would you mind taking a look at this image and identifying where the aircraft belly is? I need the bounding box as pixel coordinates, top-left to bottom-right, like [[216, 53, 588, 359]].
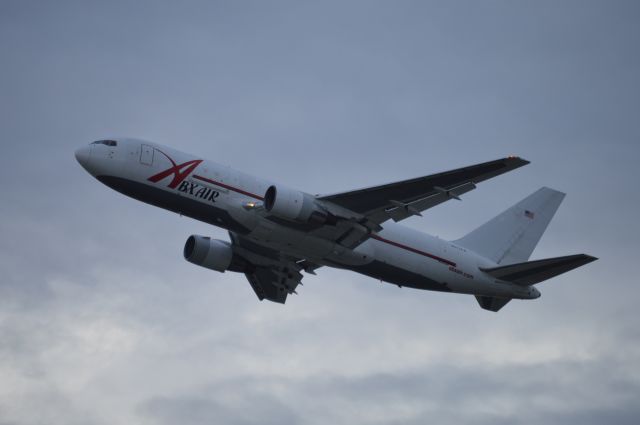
[[348, 261, 451, 292], [96, 175, 251, 234], [356, 228, 478, 294], [246, 224, 341, 263]]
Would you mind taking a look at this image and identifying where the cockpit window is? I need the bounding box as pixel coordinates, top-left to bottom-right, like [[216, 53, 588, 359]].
[[91, 140, 117, 147]]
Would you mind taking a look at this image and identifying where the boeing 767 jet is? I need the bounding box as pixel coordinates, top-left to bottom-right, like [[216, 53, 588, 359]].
[[75, 138, 596, 311]]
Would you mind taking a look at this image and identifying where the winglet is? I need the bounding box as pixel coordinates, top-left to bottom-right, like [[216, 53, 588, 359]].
[[506, 155, 530, 167]]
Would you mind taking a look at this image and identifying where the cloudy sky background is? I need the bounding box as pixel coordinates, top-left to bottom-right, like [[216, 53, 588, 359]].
[[1, 1, 639, 424]]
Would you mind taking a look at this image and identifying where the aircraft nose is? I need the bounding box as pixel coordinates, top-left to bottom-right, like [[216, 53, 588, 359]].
[[75, 145, 91, 169]]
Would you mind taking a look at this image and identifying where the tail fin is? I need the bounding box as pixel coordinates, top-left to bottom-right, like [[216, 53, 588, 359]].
[[454, 187, 565, 264]]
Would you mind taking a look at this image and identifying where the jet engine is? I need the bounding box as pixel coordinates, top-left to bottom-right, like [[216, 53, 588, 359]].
[[183, 235, 233, 272], [264, 185, 337, 225]]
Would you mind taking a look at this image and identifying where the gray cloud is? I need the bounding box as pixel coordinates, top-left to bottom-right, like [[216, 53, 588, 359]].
[[1, 1, 639, 424], [134, 358, 640, 425], [139, 393, 299, 425]]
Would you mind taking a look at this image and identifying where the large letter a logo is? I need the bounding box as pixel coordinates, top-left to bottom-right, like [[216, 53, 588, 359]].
[[147, 149, 203, 189]]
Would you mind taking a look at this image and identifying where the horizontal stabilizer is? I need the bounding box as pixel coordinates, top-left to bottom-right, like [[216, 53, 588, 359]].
[[480, 254, 597, 286], [475, 296, 512, 312]]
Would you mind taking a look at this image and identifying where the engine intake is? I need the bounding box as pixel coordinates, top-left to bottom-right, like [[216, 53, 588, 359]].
[[264, 185, 336, 225], [183, 235, 233, 272]]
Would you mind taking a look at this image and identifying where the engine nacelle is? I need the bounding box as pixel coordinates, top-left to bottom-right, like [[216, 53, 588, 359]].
[[264, 185, 336, 225], [183, 235, 233, 272]]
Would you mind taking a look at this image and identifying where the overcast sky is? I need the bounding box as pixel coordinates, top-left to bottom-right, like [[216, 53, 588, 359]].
[[1, 1, 639, 424]]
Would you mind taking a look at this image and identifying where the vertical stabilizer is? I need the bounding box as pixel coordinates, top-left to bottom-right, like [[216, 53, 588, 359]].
[[454, 187, 565, 265]]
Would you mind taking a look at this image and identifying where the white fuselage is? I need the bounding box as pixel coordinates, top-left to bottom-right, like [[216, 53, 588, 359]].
[[75, 138, 539, 300]]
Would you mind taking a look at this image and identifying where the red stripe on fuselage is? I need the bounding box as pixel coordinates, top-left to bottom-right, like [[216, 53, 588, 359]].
[[192, 174, 264, 200], [371, 234, 456, 267], [191, 174, 452, 267]]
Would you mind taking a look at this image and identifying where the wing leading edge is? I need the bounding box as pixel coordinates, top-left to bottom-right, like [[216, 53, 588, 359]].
[[319, 156, 529, 224]]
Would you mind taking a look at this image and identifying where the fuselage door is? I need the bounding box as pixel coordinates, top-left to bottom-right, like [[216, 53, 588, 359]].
[[140, 144, 154, 165]]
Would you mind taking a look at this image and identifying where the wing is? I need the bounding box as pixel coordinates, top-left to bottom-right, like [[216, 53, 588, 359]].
[[319, 157, 529, 224], [229, 232, 315, 303]]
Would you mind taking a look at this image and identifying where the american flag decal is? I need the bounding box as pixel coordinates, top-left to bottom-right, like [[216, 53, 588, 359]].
[[525, 210, 535, 219]]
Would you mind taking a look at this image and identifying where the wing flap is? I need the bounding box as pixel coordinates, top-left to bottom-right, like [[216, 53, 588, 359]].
[[229, 231, 309, 304], [480, 254, 597, 286], [380, 182, 477, 223]]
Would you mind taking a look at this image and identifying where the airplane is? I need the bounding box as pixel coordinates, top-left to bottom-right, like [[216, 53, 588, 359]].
[[75, 138, 596, 312]]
